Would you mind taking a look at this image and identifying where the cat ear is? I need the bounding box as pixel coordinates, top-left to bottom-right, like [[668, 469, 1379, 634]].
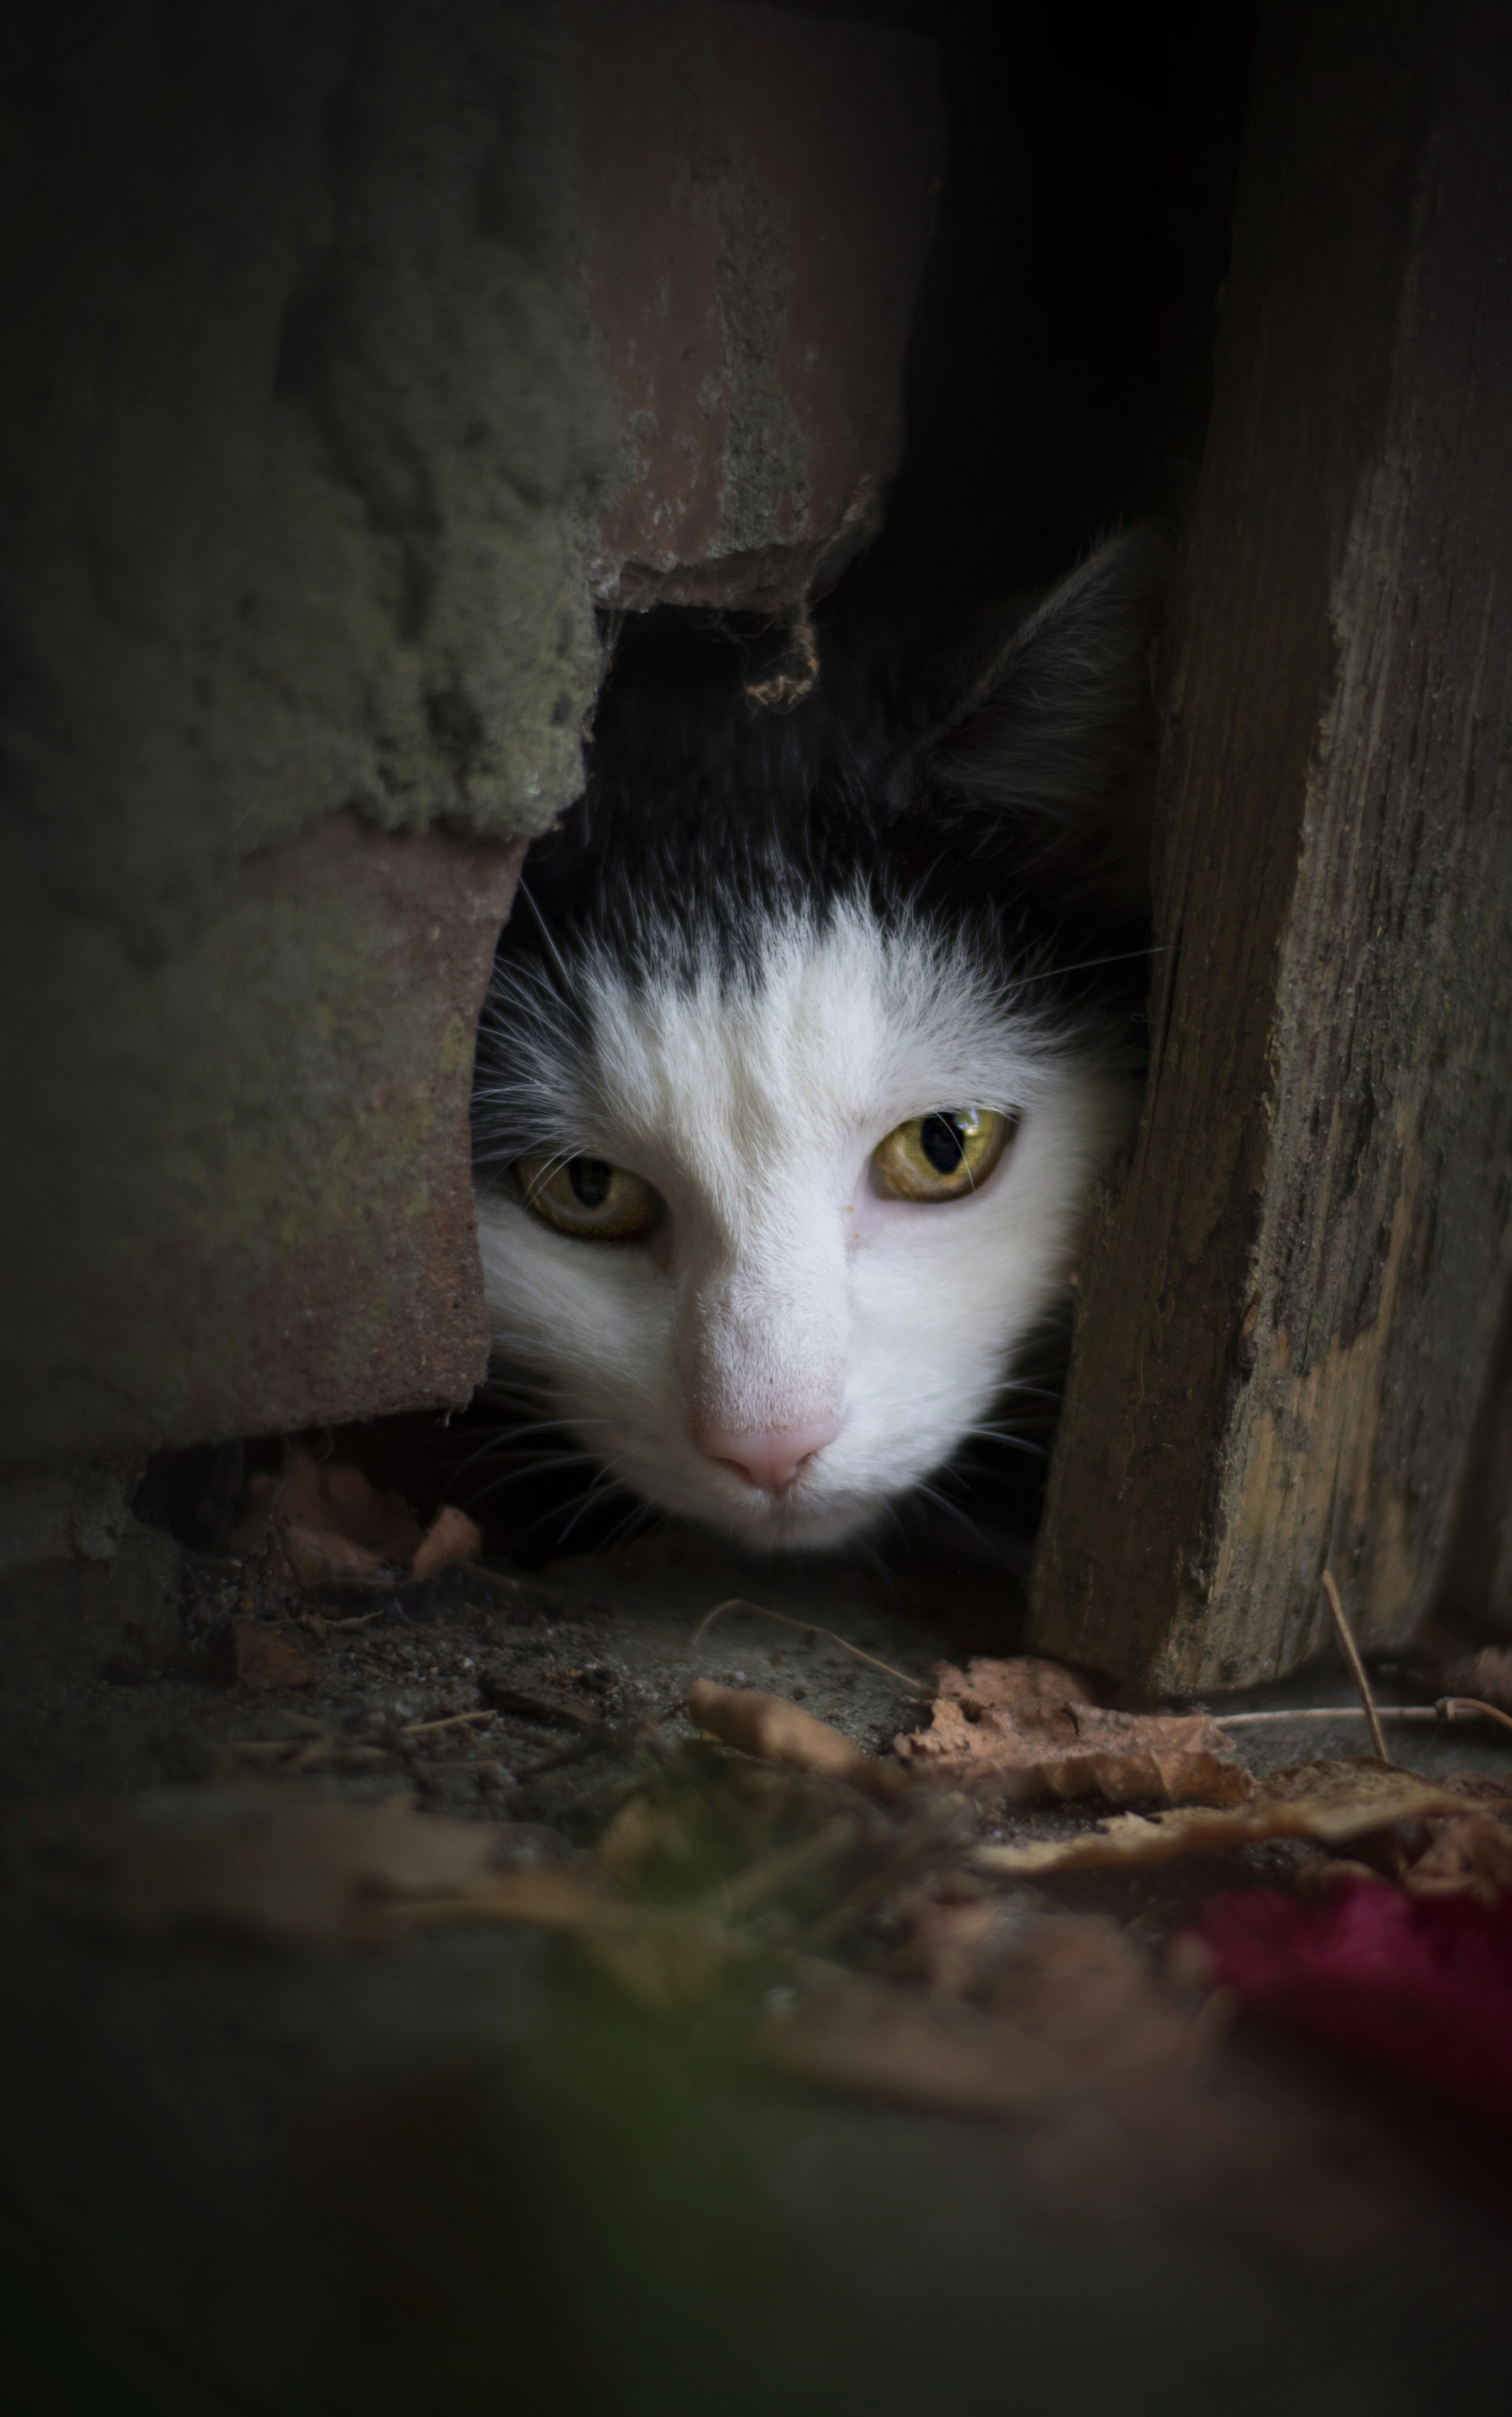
[[925, 527, 1171, 915]]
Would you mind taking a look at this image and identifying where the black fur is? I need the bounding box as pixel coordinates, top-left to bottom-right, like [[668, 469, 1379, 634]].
[[473, 531, 1166, 1169]]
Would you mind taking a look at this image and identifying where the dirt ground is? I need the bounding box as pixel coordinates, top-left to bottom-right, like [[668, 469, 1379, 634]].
[[3, 1495, 1511, 2415]]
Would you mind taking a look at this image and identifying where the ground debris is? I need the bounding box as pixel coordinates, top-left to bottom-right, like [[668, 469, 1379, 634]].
[[761, 1909, 1395, 2262], [973, 1758, 1472, 1879], [896, 1656, 1250, 1807], [232, 1447, 481, 1589], [687, 1678, 879, 1784], [5, 1788, 611, 1945], [483, 1675, 603, 1731], [1402, 1807, 1512, 1903], [230, 1619, 319, 1691], [411, 1503, 486, 1581]]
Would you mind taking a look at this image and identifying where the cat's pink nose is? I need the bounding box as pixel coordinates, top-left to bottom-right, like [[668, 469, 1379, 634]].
[[695, 1417, 841, 1497]]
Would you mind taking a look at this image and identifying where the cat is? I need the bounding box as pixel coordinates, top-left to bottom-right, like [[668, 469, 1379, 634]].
[[470, 531, 1165, 1557]]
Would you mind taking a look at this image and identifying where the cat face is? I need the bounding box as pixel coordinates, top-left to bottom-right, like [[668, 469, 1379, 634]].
[[472, 529, 1166, 1553], [476, 901, 1137, 1549]]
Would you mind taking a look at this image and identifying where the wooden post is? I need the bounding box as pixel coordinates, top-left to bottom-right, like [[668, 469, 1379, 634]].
[[1027, 0, 1512, 1692]]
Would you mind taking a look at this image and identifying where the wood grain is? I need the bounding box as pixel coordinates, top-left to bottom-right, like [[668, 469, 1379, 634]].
[[1029, 0, 1512, 1689]]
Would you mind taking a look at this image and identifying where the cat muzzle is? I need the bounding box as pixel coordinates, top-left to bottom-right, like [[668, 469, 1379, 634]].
[[691, 1417, 842, 1498]]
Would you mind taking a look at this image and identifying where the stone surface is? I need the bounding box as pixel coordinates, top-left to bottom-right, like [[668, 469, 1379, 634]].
[[0, 1519, 184, 1687], [574, 0, 941, 613], [2, 818, 525, 1464], [0, 0, 936, 1477]]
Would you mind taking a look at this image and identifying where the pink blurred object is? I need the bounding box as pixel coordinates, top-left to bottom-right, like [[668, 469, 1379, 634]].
[[1190, 1881, 1512, 2131]]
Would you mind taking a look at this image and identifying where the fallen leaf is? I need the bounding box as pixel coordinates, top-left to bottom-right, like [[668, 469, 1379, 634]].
[[282, 1448, 423, 1558], [762, 1974, 1070, 2118], [384, 1864, 622, 1938], [7, 1789, 612, 1945], [231, 1619, 318, 1692], [767, 1915, 1203, 2116], [280, 1520, 394, 1587], [687, 1680, 873, 1783], [934, 1655, 1096, 1714], [1402, 1810, 1512, 1904], [883, 1890, 1021, 1996], [595, 1793, 671, 1877], [974, 1759, 1471, 1880], [895, 1657, 1249, 1808], [234, 1448, 425, 1587], [411, 1504, 483, 1581], [1188, 1880, 1512, 2133], [762, 1913, 1394, 2259]]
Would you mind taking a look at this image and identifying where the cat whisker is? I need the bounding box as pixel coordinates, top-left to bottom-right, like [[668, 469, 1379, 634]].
[[507, 1477, 627, 1556], [1005, 942, 1162, 999], [446, 1419, 584, 1484], [596, 1498, 660, 1556], [462, 1452, 603, 1508], [910, 1483, 997, 1556], [956, 1428, 1049, 1459], [554, 1467, 637, 1549]]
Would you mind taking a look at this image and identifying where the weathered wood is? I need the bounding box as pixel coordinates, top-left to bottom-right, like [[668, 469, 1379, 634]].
[[1028, 0, 1512, 1691], [1433, 1280, 1512, 1638]]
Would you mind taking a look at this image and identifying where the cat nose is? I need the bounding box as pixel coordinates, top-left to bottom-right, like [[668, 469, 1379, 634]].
[[694, 1417, 841, 1497]]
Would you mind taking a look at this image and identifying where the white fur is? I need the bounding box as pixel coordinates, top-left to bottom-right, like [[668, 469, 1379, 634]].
[[476, 900, 1136, 1551]]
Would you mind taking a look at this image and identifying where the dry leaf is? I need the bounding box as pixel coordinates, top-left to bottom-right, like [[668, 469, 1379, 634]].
[[763, 1975, 1070, 2118], [895, 1657, 1249, 1808], [974, 1758, 1470, 1881], [595, 1794, 670, 1876], [687, 1680, 873, 1783], [238, 1448, 425, 1587], [884, 1891, 1020, 1996], [384, 1864, 622, 1937], [280, 1520, 394, 1587], [6, 1789, 611, 1944], [1402, 1811, 1512, 1903], [234, 1452, 486, 1589], [231, 1619, 318, 1692], [766, 1914, 1202, 2120], [411, 1504, 483, 1581], [764, 1915, 1395, 2259]]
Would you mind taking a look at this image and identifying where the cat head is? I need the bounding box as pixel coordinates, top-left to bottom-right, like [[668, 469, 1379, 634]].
[[472, 531, 1166, 1553]]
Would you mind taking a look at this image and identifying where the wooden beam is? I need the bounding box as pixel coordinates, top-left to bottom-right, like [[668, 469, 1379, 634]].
[[1028, 0, 1512, 1691]]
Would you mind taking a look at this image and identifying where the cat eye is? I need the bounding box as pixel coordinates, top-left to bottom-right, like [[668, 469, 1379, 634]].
[[513, 1154, 660, 1240], [872, 1108, 1017, 1202]]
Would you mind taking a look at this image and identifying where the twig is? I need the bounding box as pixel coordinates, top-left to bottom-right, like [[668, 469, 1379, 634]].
[[690, 1599, 930, 1698], [1215, 1706, 1440, 1729], [1440, 1694, 1512, 1739], [1320, 1568, 1391, 1764], [400, 1709, 495, 1738], [1215, 1695, 1512, 1738], [217, 1734, 391, 1770]]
